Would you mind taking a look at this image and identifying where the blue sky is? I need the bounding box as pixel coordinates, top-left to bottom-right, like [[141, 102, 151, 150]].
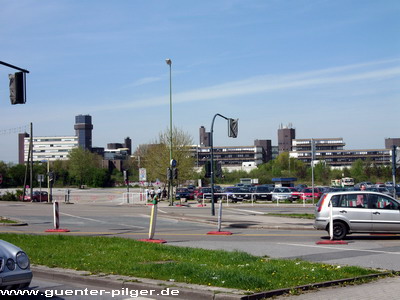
[[0, 0, 399, 163]]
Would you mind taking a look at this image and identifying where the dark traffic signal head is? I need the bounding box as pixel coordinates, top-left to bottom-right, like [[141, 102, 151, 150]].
[[9, 72, 26, 104]]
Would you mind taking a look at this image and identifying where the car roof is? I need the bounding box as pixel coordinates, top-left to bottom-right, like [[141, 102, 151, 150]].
[[325, 191, 394, 197]]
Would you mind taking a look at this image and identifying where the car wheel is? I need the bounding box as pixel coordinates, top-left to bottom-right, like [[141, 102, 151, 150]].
[[332, 221, 347, 240]]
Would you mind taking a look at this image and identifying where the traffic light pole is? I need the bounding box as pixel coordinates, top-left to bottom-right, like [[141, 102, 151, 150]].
[[210, 114, 238, 216], [392, 145, 397, 199], [0, 61, 30, 73]]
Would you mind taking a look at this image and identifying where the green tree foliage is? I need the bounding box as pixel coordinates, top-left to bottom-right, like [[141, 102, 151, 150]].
[[8, 164, 25, 187], [67, 148, 102, 186], [137, 127, 195, 184], [313, 161, 331, 185]]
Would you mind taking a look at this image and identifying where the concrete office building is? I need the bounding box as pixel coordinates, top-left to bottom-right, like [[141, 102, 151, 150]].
[[74, 114, 93, 151], [385, 138, 400, 149], [22, 135, 78, 162], [290, 138, 392, 168], [199, 126, 211, 147], [278, 124, 295, 153]]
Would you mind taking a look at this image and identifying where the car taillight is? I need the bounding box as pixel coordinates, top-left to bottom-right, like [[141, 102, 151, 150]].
[[317, 194, 328, 212]]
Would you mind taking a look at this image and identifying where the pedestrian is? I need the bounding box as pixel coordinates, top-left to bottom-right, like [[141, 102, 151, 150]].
[[157, 187, 162, 199]]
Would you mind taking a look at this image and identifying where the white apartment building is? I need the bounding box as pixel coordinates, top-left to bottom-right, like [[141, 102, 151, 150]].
[[24, 136, 78, 162]]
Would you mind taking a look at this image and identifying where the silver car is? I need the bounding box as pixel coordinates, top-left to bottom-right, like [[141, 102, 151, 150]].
[[314, 191, 400, 239], [0, 240, 32, 290], [271, 187, 293, 202]]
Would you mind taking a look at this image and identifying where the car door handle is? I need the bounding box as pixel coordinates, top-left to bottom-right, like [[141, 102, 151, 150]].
[[339, 210, 347, 213], [373, 212, 380, 215]]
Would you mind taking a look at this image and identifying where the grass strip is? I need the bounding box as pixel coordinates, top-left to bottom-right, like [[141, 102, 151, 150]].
[[0, 217, 18, 224], [0, 233, 380, 293], [266, 213, 315, 219]]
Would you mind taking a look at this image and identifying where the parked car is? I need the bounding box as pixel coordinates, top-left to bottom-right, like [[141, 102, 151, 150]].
[[175, 188, 193, 201], [271, 187, 293, 202], [224, 187, 245, 202], [314, 191, 400, 240], [299, 188, 322, 201], [287, 187, 301, 201], [0, 239, 32, 290], [195, 187, 219, 202], [366, 187, 392, 197], [252, 185, 272, 200], [20, 191, 48, 202]]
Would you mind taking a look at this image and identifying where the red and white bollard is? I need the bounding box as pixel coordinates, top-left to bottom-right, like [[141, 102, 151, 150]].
[[45, 201, 70, 233]]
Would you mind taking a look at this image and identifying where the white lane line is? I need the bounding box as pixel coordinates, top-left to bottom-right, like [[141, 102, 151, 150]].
[[279, 242, 400, 255], [60, 212, 146, 229], [226, 208, 265, 215]]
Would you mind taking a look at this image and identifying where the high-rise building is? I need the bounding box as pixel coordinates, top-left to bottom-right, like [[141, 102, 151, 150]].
[[124, 137, 132, 155], [74, 115, 93, 150], [18, 132, 29, 164], [254, 139, 272, 163], [278, 124, 295, 153], [199, 126, 211, 147], [385, 138, 400, 149]]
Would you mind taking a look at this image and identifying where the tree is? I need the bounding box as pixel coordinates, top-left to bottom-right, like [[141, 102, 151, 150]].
[[67, 148, 102, 186], [138, 127, 195, 184]]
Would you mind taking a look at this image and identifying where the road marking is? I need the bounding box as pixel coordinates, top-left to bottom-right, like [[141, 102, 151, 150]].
[[279, 242, 400, 255], [60, 212, 146, 229], [225, 208, 265, 215]]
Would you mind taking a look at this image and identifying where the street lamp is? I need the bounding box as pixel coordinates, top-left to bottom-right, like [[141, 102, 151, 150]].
[[166, 58, 173, 206]]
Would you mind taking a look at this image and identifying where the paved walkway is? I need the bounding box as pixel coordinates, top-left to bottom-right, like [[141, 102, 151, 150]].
[[275, 275, 400, 300]]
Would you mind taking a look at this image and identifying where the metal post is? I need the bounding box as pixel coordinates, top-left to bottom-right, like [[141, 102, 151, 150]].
[[30, 123, 33, 201], [392, 145, 397, 198], [217, 200, 223, 232], [210, 113, 229, 216], [311, 138, 315, 205], [166, 59, 173, 206]]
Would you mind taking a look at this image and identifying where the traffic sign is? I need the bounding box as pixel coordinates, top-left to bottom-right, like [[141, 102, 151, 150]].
[[139, 168, 147, 181]]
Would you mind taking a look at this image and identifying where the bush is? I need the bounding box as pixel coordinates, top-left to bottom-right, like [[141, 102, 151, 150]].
[[0, 191, 18, 201]]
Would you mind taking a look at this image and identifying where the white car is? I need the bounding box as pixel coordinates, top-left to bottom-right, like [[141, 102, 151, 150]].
[[0, 239, 32, 290], [314, 191, 400, 240]]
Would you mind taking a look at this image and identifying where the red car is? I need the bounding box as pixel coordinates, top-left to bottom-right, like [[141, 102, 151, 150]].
[[299, 188, 322, 201], [21, 191, 49, 202], [287, 187, 301, 201]]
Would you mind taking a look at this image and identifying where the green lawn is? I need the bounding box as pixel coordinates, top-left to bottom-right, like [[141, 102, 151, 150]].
[[0, 217, 18, 224], [0, 233, 384, 293], [266, 213, 315, 219]]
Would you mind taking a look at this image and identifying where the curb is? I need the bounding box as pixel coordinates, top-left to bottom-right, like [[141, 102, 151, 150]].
[[31, 265, 396, 300], [31, 266, 246, 300]]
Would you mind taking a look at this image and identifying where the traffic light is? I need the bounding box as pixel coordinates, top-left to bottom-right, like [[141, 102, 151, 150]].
[[172, 168, 178, 180], [205, 161, 211, 178], [123, 170, 129, 184], [9, 72, 26, 104], [228, 118, 238, 138], [215, 162, 222, 178], [167, 167, 172, 180], [48, 172, 54, 182]]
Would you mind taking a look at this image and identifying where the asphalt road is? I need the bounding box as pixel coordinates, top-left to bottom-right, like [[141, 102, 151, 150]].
[[1, 189, 400, 272], [2, 188, 400, 299]]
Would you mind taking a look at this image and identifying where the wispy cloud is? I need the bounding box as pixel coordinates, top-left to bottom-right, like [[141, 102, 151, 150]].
[[92, 58, 400, 111], [129, 76, 163, 87]]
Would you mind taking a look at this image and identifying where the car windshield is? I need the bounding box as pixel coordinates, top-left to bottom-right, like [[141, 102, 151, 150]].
[[256, 187, 269, 192], [274, 188, 290, 193]]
